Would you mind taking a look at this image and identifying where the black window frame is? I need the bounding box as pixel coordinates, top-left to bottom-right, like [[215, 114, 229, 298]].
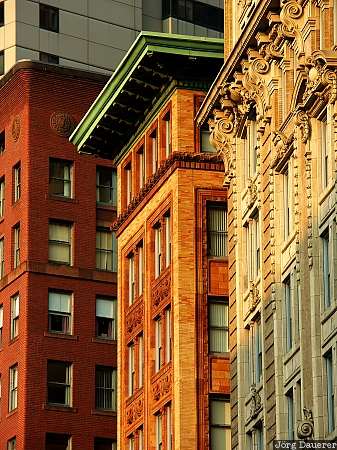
[[39, 3, 59, 33]]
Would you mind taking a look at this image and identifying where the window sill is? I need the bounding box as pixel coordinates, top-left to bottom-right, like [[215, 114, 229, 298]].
[[8, 336, 19, 346], [48, 261, 72, 267], [44, 332, 78, 341], [96, 202, 117, 211], [282, 342, 300, 366], [48, 194, 77, 204], [43, 404, 77, 413], [91, 337, 117, 345], [91, 409, 116, 417], [6, 408, 18, 418]]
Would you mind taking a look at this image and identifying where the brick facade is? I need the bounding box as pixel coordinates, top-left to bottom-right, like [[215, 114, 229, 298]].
[[0, 62, 117, 449]]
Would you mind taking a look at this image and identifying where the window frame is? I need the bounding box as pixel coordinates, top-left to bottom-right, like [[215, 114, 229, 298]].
[[48, 220, 72, 266], [96, 227, 116, 272], [325, 350, 335, 434], [48, 290, 72, 335], [207, 203, 228, 258], [13, 162, 21, 203], [209, 397, 231, 450], [39, 3, 59, 33], [155, 316, 163, 373], [9, 364, 18, 412], [13, 223, 20, 269], [96, 166, 117, 206], [49, 158, 72, 198], [96, 296, 117, 340], [208, 297, 229, 355], [0, 176, 5, 217], [10, 293, 19, 340], [95, 365, 117, 411], [47, 360, 72, 407]]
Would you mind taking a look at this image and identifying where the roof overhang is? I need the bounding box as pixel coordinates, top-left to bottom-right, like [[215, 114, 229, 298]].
[[70, 32, 223, 160]]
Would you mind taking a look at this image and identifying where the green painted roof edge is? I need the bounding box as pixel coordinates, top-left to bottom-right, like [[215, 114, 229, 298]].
[[70, 31, 223, 150]]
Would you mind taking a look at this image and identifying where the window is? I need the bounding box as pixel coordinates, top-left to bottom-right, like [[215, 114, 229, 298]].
[[7, 438, 16, 450], [283, 164, 293, 239], [9, 364, 18, 411], [201, 127, 216, 153], [13, 162, 20, 202], [128, 253, 135, 305], [126, 164, 132, 205], [10, 294, 19, 340], [49, 159, 72, 197], [13, 223, 20, 268], [96, 228, 117, 272], [207, 204, 228, 257], [210, 398, 231, 450], [165, 307, 172, 363], [49, 221, 72, 265], [163, 112, 171, 157], [209, 298, 229, 354], [96, 297, 117, 340], [151, 129, 158, 174], [0, 51, 4, 76], [138, 334, 144, 388], [286, 389, 295, 440], [244, 214, 260, 283], [256, 426, 264, 450], [138, 428, 144, 450], [128, 343, 135, 396], [0, 237, 4, 278], [165, 213, 171, 268], [0, 304, 3, 346], [156, 413, 163, 450], [248, 320, 262, 385], [325, 350, 335, 433], [46, 433, 71, 450], [320, 112, 329, 189], [0, 177, 5, 217], [40, 3, 59, 32], [47, 360, 71, 406], [155, 317, 162, 372], [244, 107, 257, 180], [154, 224, 162, 278], [0, 3, 4, 27], [166, 404, 172, 450], [48, 291, 72, 334], [322, 229, 331, 309], [96, 167, 117, 206], [162, 0, 224, 32], [128, 436, 135, 450], [0, 130, 5, 153], [284, 275, 293, 351], [94, 437, 117, 450], [40, 52, 59, 64], [95, 366, 117, 411], [138, 242, 144, 297], [138, 146, 146, 189]]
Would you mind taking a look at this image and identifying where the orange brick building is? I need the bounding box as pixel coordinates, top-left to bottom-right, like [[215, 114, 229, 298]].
[[0, 61, 117, 449], [72, 33, 230, 450]]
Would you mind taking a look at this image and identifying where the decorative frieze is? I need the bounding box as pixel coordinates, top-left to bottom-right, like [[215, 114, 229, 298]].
[[151, 366, 172, 405], [151, 269, 171, 316], [126, 392, 144, 429], [125, 300, 143, 342]]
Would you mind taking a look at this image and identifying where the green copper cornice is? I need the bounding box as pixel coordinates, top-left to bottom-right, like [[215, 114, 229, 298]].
[[70, 32, 223, 159]]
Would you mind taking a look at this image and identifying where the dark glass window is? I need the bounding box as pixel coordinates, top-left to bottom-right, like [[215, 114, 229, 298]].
[[40, 52, 59, 64], [162, 0, 224, 33], [0, 3, 4, 27], [45, 433, 71, 450], [0, 130, 5, 153], [0, 51, 4, 76], [95, 366, 116, 410], [47, 360, 71, 406], [40, 4, 59, 32], [49, 159, 72, 197], [94, 437, 117, 450]]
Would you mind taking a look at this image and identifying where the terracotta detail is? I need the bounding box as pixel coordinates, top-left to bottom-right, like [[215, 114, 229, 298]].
[[50, 111, 77, 137], [151, 367, 172, 405], [151, 269, 171, 316], [125, 300, 143, 342], [126, 392, 144, 429], [12, 116, 21, 141]]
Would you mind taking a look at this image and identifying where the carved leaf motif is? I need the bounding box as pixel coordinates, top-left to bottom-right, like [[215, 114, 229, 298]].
[[152, 271, 171, 312], [126, 302, 143, 338], [126, 395, 144, 427], [152, 371, 172, 403]]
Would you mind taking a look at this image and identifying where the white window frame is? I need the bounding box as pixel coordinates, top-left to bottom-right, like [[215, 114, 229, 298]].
[[165, 307, 172, 363], [155, 317, 162, 372], [322, 228, 332, 309], [10, 294, 19, 340], [165, 213, 171, 268], [48, 291, 72, 335], [283, 163, 293, 240], [138, 242, 144, 297], [126, 164, 132, 205], [96, 296, 117, 340], [319, 111, 330, 190], [154, 225, 162, 279], [245, 213, 260, 284], [13, 163, 20, 202], [284, 274, 293, 352], [48, 221, 72, 265], [138, 334, 144, 388], [128, 253, 135, 305], [96, 166, 117, 206], [156, 413, 163, 450], [47, 360, 72, 407], [0, 177, 4, 218], [0, 237, 4, 278], [0, 304, 3, 346], [13, 224, 20, 269], [128, 343, 135, 396], [151, 130, 158, 174], [164, 113, 171, 157], [9, 364, 18, 411], [49, 158, 72, 198]]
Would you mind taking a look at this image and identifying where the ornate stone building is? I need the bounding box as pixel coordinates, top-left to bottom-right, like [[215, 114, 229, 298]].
[[72, 33, 231, 450], [197, 0, 337, 448]]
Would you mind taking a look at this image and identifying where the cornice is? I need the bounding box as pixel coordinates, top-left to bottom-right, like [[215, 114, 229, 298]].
[[112, 152, 224, 235]]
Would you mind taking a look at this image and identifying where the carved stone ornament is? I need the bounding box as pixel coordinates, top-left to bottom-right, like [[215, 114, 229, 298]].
[[294, 110, 311, 143], [270, 130, 294, 170], [279, 0, 304, 46], [126, 395, 143, 427], [152, 270, 171, 313], [126, 301, 143, 340], [247, 178, 258, 209], [50, 112, 77, 137], [304, 51, 337, 105], [12, 116, 21, 142], [248, 281, 261, 313], [297, 407, 314, 439], [152, 370, 172, 403], [247, 384, 262, 421]]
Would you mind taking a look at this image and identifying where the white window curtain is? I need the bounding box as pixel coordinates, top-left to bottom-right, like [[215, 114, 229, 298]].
[[208, 206, 227, 257], [49, 292, 71, 313], [209, 302, 228, 353]]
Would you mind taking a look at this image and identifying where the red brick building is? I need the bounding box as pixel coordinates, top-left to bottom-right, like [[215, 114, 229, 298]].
[[0, 61, 117, 450], [72, 33, 230, 450]]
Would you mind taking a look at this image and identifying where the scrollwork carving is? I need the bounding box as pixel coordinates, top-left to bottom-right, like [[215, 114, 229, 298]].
[[152, 370, 172, 403], [297, 407, 314, 439], [126, 301, 143, 340], [247, 179, 258, 210], [271, 131, 294, 170], [248, 281, 261, 313], [152, 270, 171, 313], [294, 110, 311, 143], [126, 395, 143, 427], [304, 51, 337, 105]]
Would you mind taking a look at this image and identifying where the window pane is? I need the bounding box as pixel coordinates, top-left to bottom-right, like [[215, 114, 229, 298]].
[[49, 292, 71, 313], [208, 206, 227, 257]]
